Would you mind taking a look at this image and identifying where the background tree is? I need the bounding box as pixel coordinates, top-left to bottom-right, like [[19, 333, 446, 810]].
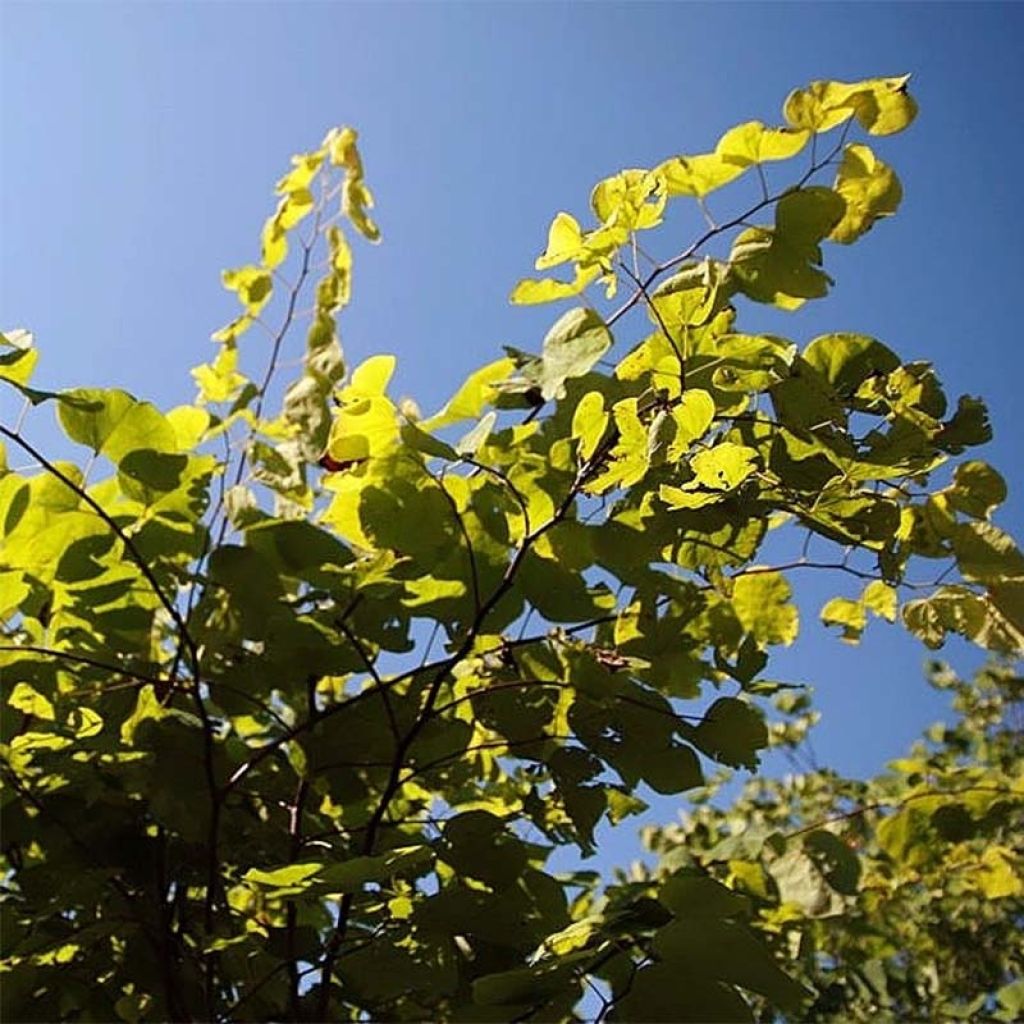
[[1, 75, 1021, 1022], [636, 660, 1023, 1022]]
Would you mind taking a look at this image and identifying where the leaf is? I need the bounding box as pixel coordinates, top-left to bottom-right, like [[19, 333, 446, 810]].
[[326, 127, 381, 241], [535, 211, 585, 270], [510, 264, 600, 305], [784, 75, 917, 136], [730, 188, 846, 309], [120, 685, 167, 745], [802, 332, 900, 394], [611, 963, 754, 1023], [8, 682, 55, 721], [768, 847, 842, 917], [660, 871, 750, 919], [953, 521, 1024, 583], [903, 586, 1024, 654], [661, 442, 759, 509], [666, 389, 715, 460], [830, 144, 902, 243], [653, 918, 807, 1010], [691, 698, 768, 770], [538, 307, 613, 401], [591, 168, 665, 231], [716, 121, 810, 166], [222, 265, 273, 316], [571, 390, 608, 462], [423, 358, 515, 430], [455, 411, 497, 456], [822, 580, 896, 643], [243, 862, 324, 891], [401, 421, 459, 461], [943, 461, 1007, 520], [321, 846, 435, 889], [0, 329, 38, 387], [973, 848, 1024, 899], [473, 964, 574, 1007], [657, 152, 746, 198], [803, 830, 861, 895], [192, 342, 247, 403], [732, 572, 799, 647]]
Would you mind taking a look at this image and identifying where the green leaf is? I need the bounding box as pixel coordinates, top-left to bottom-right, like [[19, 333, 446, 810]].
[[222, 265, 273, 316], [400, 421, 458, 461], [830, 144, 902, 244], [58, 389, 177, 461], [8, 682, 55, 721], [472, 964, 575, 1008], [538, 307, 613, 401], [657, 152, 746, 198], [243, 862, 324, 891], [510, 265, 600, 305], [802, 332, 900, 394], [571, 390, 608, 462], [535, 211, 585, 270], [120, 685, 167, 745], [0, 329, 38, 387], [455, 411, 497, 456], [716, 121, 810, 166], [953, 521, 1024, 583], [822, 580, 896, 643], [731, 189, 846, 309], [691, 698, 768, 770], [666, 389, 715, 460], [612, 963, 754, 1023], [732, 572, 799, 647], [653, 918, 807, 1010], [660, 871, 750, 919], [423, 358, 515, 430], [784, 75, 917, 136], [943, 461, 1006, 520], [660, 442, 759, 510], [803, 829, 861, 896], [321, 846, 434, 890]]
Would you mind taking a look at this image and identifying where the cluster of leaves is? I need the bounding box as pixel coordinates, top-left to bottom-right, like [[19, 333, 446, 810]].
[[635, 661, 1023, 1022], [1, 75, 1021, 1021]]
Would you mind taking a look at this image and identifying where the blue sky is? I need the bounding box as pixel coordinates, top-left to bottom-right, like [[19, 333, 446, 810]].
[[3, 2, 1022, 862]]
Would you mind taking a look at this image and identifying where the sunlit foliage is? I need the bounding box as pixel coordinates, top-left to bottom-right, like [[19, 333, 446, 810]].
[[1, 75, 1020, 1021]]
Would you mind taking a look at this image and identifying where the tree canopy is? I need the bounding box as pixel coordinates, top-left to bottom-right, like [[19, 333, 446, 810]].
[[1, 74, 1021, 1022]]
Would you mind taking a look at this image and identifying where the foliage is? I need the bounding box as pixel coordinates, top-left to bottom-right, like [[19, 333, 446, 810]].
[[638, 661, 1024, 1022], [0, 75, 1021, 1021]]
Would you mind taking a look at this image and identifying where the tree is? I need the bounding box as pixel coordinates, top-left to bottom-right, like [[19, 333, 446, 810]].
[[637, 660, 1023, 1022], [0, 74, 1020, 1022]]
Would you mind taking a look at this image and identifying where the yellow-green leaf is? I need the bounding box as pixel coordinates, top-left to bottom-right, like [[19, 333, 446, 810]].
[[716, 121, 810, 166], [784, 75, 917, 136], [656, 152, 746, 198], [571, 390, 608, 462], [667, 389, 715, 460], [8, 682, 55, 721], [222, 265, 273, 316], [510, 264, 600, 305], [423, 357, 515, 430], [830, 144, 903, 244], [535, 211, 585, 270], [733, 572, 799, 647], [690, 442, 759, 491]]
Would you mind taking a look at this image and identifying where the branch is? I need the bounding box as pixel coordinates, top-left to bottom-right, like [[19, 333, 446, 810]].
[[429, 465, 482, 616], [336, 619, 400, 742], [618, 260, 686, 388]]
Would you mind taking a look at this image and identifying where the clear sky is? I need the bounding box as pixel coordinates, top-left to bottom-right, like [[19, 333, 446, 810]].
[[3, 1, 1022, 864]]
